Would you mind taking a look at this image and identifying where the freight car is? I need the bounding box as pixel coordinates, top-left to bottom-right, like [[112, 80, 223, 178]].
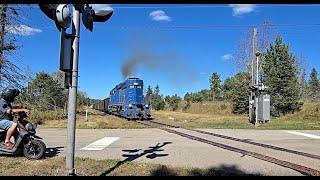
[[93, 77, 151, 120], [92, 98, 109, 112]]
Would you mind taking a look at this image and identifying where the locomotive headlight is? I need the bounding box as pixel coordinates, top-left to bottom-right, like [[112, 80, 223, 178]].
[[145, 104, 149, 108], [129, 104, 133, 108]]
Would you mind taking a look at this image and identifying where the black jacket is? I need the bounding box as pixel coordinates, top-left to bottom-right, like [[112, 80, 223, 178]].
[[0, 99, 13, 120]]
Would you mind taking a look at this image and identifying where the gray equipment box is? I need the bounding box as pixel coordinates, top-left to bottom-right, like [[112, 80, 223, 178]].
[[257, 94, 270, 123]]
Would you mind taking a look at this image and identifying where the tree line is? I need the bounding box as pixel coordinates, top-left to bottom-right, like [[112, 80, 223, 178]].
[[15, 71, 90, 115], [144, 85, 182, 111], [146, 35, 320, 118], [186, 37, 319, 117]]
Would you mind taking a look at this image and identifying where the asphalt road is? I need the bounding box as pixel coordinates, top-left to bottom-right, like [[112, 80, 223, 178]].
[[38, 128, 320, 176]]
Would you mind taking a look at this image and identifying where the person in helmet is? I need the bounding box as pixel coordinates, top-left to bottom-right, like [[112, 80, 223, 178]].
[[0, 89, 28, 149]]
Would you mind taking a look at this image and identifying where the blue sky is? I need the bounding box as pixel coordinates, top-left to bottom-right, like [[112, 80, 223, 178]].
[[11, 4, 320, 99]]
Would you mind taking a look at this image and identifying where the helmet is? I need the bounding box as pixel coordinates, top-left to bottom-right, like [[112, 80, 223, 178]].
[[1, 89, 20, 102]]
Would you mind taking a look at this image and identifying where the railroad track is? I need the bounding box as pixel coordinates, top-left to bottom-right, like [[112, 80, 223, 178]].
[[136, 120, 320, 176], [149, 120, 320, 160]]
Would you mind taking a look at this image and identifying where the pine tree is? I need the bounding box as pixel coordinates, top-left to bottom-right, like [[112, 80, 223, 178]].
[[167, 94, 182, 111], [164, 95, 170, 103], [262, 36, 302, 116], [0, 4, 25, 90], [232, 72, 251, 114], [222, 77, 237, 101], [184, 92, 190, 101], [151, 85, 165, 110], [309, 68, 319, 101], [145, 85, 153, 104], [28, 72, 65, 111], [209, 72, 221, 101], [299, 70, 308, 100], [154, 85, 160, 96]]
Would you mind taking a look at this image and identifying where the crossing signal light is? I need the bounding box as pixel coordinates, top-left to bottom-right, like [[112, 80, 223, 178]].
[[82, 4, 113, 31], [38, 4, 71, 31]]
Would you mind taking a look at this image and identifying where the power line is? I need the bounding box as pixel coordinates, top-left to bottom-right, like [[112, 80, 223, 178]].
[[23, 22, 320, 32], [109, 4, 320, 9], [13, 4, 320, 9], [10, 4, 320, 32], [91, 23, 320, 30]]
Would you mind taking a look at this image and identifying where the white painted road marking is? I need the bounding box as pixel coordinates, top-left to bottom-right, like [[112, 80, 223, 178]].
[[286, 131, 320, 139], [81, 137, 120, 151]]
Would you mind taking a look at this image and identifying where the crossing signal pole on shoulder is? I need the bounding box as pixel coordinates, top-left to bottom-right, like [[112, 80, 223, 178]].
[[249, 28, 271, 126], [38, 4, 113, 176]]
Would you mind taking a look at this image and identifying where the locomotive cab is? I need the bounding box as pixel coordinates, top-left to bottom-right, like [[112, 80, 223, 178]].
[[124, 78, 145, 120]]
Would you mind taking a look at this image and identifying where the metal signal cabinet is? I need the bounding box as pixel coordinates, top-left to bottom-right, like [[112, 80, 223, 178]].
[[257, 94, 270, 123]]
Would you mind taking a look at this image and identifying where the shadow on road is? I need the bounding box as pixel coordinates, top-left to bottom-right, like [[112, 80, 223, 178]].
[[45, 146, 64, 158], [150, 164, 262, 176], [100, 142, 172, 176]]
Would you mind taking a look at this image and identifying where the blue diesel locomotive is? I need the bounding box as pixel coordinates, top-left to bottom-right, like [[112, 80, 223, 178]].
[[94, 77, 151, 120]]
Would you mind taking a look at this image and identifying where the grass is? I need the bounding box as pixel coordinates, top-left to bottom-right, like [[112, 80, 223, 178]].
[[260, 101, 320, 130], [0, 156, 259, 176], [152, 111, 251, 129], [39, 109, 250, 130], [178, 101, 235, 116], [39, 108, 145, 129], [151, 101, 320, 130], [38, 102, 320, 130], [28, 109, 65, 124]]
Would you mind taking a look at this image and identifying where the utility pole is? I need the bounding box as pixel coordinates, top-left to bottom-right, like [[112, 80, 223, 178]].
[[66, 5, 81, 176], [249, 28, 258, 124], [253, 28, 259, 126], [249, 27, 270, 125], [252, 28, 258, 86]]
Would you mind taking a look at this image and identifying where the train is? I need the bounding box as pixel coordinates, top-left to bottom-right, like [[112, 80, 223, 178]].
[[92, 77, 151, 120]]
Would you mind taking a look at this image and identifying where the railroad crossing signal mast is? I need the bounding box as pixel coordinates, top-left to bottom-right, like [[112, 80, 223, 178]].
[[39, 4, 113, 176], [249, 28, 271, 125]]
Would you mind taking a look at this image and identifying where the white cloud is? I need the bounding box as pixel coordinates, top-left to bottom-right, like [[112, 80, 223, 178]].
[[222, 54, 234, 61], [90, 4, 112, 11], [229, 4, 256, 16], [7, 24, 42, 36], [149, 10, 171, 22]]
